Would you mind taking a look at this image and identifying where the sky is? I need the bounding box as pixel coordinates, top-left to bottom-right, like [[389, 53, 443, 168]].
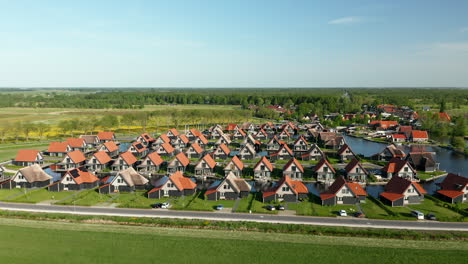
[[1, 0, 468, 88]]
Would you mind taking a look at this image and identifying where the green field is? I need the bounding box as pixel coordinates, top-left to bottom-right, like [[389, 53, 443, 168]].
[[0, 142, 50, 162], [6, 189, 76, 203], [0, 218, 466, 264], [57, 189, 113, 206]]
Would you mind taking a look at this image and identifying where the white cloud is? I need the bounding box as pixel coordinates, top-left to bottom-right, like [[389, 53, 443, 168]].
[[328, 16, 364, 25]]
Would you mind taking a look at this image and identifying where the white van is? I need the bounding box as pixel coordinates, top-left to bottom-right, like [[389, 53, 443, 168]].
[[411, 210, 424, 220]]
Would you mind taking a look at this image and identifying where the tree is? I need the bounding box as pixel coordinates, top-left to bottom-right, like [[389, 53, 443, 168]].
[[22, 122, 35, 141], [451, 137, 465, 150], [101, 115, 120, 130], [0, 124, 10, 143], [440, 100, 446, 113], [36, 123, 50, 140]]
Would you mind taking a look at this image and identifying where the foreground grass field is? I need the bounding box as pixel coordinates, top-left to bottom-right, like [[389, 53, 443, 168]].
[[0, 217, 466, 264]]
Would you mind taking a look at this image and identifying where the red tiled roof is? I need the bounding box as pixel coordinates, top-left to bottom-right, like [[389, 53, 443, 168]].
[[382, 158, 413, 174], [383, 176, 426, 195], [294, 136, 308, 146], [120, 151, 137, 165], [226, 123, 238, 131], [283, 158, 304, 173], [413, 182, 427, 194], [65, 167, 98, 184], [189, 129, 201, 137], [161, 142, 175, 153], [179, 135, 189, 144], [97, 131, 115, 140], [147, 152, 164, 166], [67, 150, 86, 164], [392, 134, 407, 139], [197, 134, 208, 145], [140, 133, 155, 142], [158, 134, 171, 143], [66, 138, 85, 148], [236, 129, 246, 136], [169, 171, 196, 191], [175, 152, 190, 167], [15, 149, 41, 162], [169, 128, 180, 136], [218, 144, 231, 155], [229, 156, 244, 170], [314, 158, 336, 173], [103, 141, 119, 152], [380, 192, 404, 201], [346, 182, 367, 196], [436, 112, 451, 121], [200, 154, 216, 168], [48, 142, 69, 153], [93, 151, 112, 164], [398, 126, 413, 132], [131, 142, 147, 153], [263, 175, 308, 198], [370, 121, 398, 129], [411, 130, 428, 139], [189, 143, 203, 154], [436, 190, 464, 199], [255, 157, 273, 172]]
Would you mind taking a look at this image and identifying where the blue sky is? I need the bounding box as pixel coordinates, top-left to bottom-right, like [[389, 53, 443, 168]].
[[1, 0, 468, 87]]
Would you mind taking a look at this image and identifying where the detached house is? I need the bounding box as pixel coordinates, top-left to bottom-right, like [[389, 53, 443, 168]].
[[192, 134, 208, 148], [87, 151, 112, 171], [206, 172, 251, 201], [381, 158, 416, 180], [324, 136, 345, 150], [215, 133, 231, 146], [225, 123, 239, 132], [127, 142, 148, 157], [240, 122, 256, 133], [147, 171, 196, 199], [293, 136, 309, 154], [277, 129, 291, 141], [99, 167, 149, 193], [171, 134, 189, 149], [254, 157, 274, 181], [213, 143, 231, 160], [49, 167, 99, 191], [254, 129, 269, 140], [282, 158, 304, 180], [66, 138, 87, 151], [337, 144, 356, 162], [344, 158, 369, 183], [167, 152, 190, 174], [47, 142, 71, 157], [260, 122, 274, 133], [194, 154, 216, 177], [210, 128, 224, 139], [301, 144, 325, 161], [270, 143, 293, 161], [155, 142, 175, 157], [137, 152, 164, 173], [186, 128, 202, 141], [242, 134, 257, 147], [411, 130, 429, 143], [391, 134, 407, 143], [185, 143, 204, 159], [60, 150, 86, 170], [262, 175, 308, 202], [375, 144, 406, 161], [97, 131, 116, 143], [80, 135, 99, 148], [238, 144, 256, 160], [380, 176, 427, 206], [166, 128, 180, 140], [112, 151, 137, 171], [314, 158, 336, 182], [223, 156, 244, 177], [407, 152, 439, 172], [155, 134, 171, 146], [13, 150, 44, 167], [98, 141, 119, 158], [232, 129, 246, 140], [8, 164, 52, 189], [320, 176, 367, 206], [266, 136, 284, 154], [136, 133, 155, 147], [436, 173, 468, 204]]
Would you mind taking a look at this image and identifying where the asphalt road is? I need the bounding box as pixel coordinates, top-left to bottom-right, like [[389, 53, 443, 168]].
[[0, 202, 467, 231]]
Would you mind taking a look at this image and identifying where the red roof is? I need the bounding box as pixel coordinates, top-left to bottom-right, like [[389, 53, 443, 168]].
[[48, 142, 69, 153], [140, 133, 155, 142], [228, 156, 244, 170], [103, 141, 119, 152], [97, 131, 115, 140], [436, 112, 451, 121], [179, 135, 189, 144], [382, 158, 414, 174], [65, 167, 98, 184], [169, 171, 196, 191], [67, 150, 86, 164], [255, 157, 273, 172], [398, 126, 413, 133], [146, 152, 164, 166], [263, 175, 308, 198], [218, 144, 231, 155], [379, 192, 404, 202], [161, 142, 175, 153], [189, 143, 203, 154], [66, 138, 86, 148], [131, 142, 147, 153], [226, 123, 238, 131], [200, 154, 216, 169], [120, 151, 137, 165], [283, 158, 304, 173], [15, 149, 41, 162], [436, 190, 464, 199], [314, 158, 336, 173], [392, 134, 407, 139], [175, 152, 190, 167], [236, 129, 246, 136], [93, 151, 112, 164], [158, 134, 171, 143], [370, 121, 398, 129], [189, 129, 201, 137], [294, 136, 308, 146], [169, 128, 180, 136], [320, 176, 366, 200], [346, 182, 367, 196], [383, 176, 426, 196], [411, 130, 428, 139]]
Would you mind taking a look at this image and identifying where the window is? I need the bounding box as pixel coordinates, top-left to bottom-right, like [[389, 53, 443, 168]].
[[117, 178, 123, 184], [356, 168, 360, 173], [323, 167, 328, 173], [342, 189, 348, 194], [292, 166, 296, 171], [337, 197, 342, 201], [282, 186, 289, 192], [404, 167, 409, 172], [261, 165, 265, 170], [167, 183, 174, 188]]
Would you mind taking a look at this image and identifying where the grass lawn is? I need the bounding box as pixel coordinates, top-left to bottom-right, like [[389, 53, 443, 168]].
[[114, 191, 159, 208], [5, 189, 76, 203], [292, 196, 358, 217], [58, 189, 114, 206], [0, 142, 50, 162], [360, 199, 391, 219], [416, 171, 446, 180], [234, 194, 253, 212], [408, 198, 464, 221], [0, 218, 466, 264], [0, 188, 26, 200]]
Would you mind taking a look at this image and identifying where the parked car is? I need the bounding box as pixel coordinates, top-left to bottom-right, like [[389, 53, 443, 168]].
[[411, 210, 424, 220], [426, 213, 437, 220], [266, 205, 276, 211], [215, 204, 224, 210], [161, 202, 170, 209], [151, 203, 163, 208], [338, 210, 347, 217], [277, 205, 285, 211], [354, 211, 365, 218]]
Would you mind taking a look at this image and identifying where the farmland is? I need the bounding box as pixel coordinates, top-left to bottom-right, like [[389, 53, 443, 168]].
[[0, 217, 466, 264]]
